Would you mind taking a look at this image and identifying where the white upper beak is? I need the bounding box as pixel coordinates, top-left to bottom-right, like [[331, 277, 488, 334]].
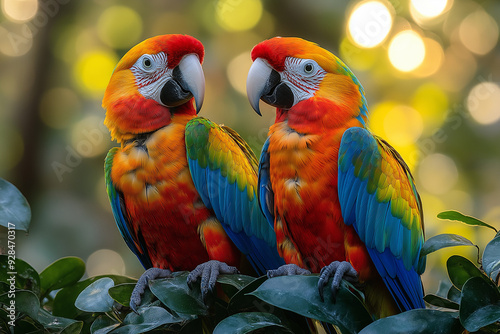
[[178, 53, 205, 113], [246, 58, 272, 116]]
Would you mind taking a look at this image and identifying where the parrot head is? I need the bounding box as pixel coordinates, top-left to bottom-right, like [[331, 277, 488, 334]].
[[103, 34, 205, 142], [246, 37, 367, 126]]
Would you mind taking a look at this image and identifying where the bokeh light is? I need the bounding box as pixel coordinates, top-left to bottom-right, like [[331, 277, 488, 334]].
[[97, 6, 142, 49], [347, 0, 393, 48], [388, 30, 425, 72], [413, 37, 444, 78], [418, 153, 458, 195], [459, 10, 499, 55], [435, 45, 477, 92], [467, 82, 500, 125], [227, 51, 252, 95], [39, 88, 81, 129], [369, 102, 423, 169], [216, 0, 263, 32], [411, 83, 448, 134], [339, 37, 380, 71], [383, 105, 423, 145], [0, 23, 32, 56], [369, 102, 423, 145], [0, 124, 23, 173], [73, 50, 117, 96], [2, 0, 499, 310], [2, 0, 38, 22], [410, 0, 448, 19], [70, 115, 109, 158], [86, 249, 126, 276]]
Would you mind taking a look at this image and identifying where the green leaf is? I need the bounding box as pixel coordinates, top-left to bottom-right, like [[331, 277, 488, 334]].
[[438, 211, 498, 233], [436, 280, 452, 298], [112, 306, 184, 333], [75, 277, 115, 313], [53, 275, 135, 318], [217, 274, 256, 290], [447, 285, 461, 303], [0, 178, 31, 231], [37, 308, 83, 333], [0, 255, 40, 296], [60, 321, 85, 334], [213, 312, 291, 334], [228, 276, 268, 312], [483, 235, 500, 280], [108, 283, 135, 307], [459, 276, 500, 332], [446, 255, 483, 290], [149, 272, 207, 315], [90, 315, 120, 334], [424, 294, 459, 310], [0, 290, 39, 320], [217, 274, 257, 299], [39, 257, 85, 298], [11, 318, 43, 333], [420, 234, 476, 258], [359, 309, 462, 334], [0, 282, 8, 295], [0, 290, 82, 331], [249, 275, 372, 334]]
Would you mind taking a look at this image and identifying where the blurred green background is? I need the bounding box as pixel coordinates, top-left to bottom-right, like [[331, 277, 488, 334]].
[[1, 0, 499, 294]]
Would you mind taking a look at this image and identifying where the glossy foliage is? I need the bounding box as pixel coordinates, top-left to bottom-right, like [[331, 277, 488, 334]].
[[1, 191, 499, 333]]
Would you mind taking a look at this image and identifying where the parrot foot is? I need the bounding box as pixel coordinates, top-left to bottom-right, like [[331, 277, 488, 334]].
[[187, 260, 239, 302], [130, 268, 172, 313], [318, 261, 358, 302], [267, 264, 311, 278]]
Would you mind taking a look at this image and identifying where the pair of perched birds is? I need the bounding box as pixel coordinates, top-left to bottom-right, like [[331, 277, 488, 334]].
[[103, 34, 426, 319]]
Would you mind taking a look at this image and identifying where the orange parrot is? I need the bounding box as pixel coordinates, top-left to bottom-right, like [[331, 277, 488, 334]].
[[103, 34, 283, 310], [247, 37, 426, 318]]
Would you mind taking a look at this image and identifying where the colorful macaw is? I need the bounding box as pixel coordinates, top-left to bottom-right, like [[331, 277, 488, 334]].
[[246, 37, 426, 318], [103, 34, 283, 310]]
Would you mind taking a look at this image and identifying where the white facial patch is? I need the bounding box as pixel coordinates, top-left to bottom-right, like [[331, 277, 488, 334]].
[[281, 57, 327, 106], [131, 52, 171, 105]]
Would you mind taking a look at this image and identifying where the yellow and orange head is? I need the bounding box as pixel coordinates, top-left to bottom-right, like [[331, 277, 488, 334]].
[[246, 37, 367, 124], [103, 34, 205, 143]]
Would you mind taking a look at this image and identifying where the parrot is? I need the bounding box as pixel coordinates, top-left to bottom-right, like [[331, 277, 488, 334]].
[[246, 37, 426, 318], [103, 34, 284, 311]]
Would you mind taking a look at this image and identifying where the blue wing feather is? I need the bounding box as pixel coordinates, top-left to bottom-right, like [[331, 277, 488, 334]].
[[185, 118, 284, 275], [338, 127, 425, 311]]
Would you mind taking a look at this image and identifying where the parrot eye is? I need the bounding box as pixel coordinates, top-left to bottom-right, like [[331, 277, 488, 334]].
[[303, 62, 315, 74], [140, 55, 155, 71]]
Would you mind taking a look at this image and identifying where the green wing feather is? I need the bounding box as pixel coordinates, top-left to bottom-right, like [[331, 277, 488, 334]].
[[185, 117, 284, 274]]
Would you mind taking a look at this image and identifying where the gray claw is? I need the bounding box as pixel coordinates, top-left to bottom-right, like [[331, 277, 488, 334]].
[[187, 260, 239, 302], [267, 264, 311, 278], [130, 268, 172, 312], [318, 261, 358, 302]]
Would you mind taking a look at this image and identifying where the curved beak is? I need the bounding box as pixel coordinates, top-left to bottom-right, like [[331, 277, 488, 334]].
[[246, 58, 272, 116], [161, 54, 205, 113], [246, 57, 294, 115], [178, 54, 205, 113]]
